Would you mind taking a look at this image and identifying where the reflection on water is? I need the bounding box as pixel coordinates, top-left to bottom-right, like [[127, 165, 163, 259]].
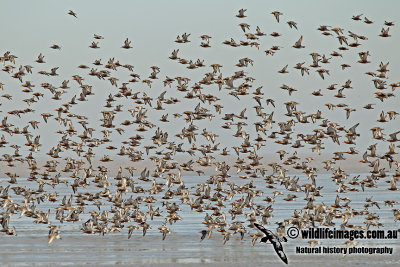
[[1, 174, 400, 266], [1, 234, 399, 266]]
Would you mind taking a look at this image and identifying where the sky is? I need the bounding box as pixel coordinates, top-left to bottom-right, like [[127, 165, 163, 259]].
[[0, 0, 399, 173]]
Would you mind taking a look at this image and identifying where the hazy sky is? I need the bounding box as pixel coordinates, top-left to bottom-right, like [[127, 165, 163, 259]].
[[1, 0, 399, 172]]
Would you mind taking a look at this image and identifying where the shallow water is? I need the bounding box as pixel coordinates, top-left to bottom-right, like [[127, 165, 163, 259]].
[[1, 234, 399, 266], [1, 173, 399, 266]]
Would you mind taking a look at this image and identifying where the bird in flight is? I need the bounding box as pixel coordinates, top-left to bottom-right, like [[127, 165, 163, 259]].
[[254, 223, 288, 264], [68, 10, 77, 18], [271, 11, 283, 23]]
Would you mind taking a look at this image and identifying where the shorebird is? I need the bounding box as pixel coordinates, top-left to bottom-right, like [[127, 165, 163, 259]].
[[50, 44, 61, 50], [379, 28, 391, 37], [0, 7, 398, 259], [271, 11, 283, 23], [122, 38, 132, 49], [292, 36, 304, 48], [158, 224, 171, 240], [287, 21, 298, 29], [352, 14, 363, 21], [254, 223, 288, 264], [68, 10, 77, 18], [236, 9, 247, 18], [48, 225, 61, 245]]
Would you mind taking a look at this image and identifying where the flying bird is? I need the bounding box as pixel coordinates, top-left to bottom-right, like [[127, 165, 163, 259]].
[[254, 223, 288, 264], [292, 36, 304, 48], [236, 9, 247, 18], [68, 10, 77, 18], [271, 11, 283, 23]]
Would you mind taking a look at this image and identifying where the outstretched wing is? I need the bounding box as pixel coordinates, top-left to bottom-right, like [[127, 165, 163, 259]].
[[254, 223, 273, 235], [272, 242, 288, 264], [255, 223, 289, 264]]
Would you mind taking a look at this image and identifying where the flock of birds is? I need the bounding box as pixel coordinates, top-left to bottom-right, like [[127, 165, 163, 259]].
[[0, 8, 399, 263]]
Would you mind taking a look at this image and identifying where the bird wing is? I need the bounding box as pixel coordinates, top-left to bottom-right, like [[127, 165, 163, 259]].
[[255, 223, 289, 265], [254, 223, 274, 236], [272, 242, 288, 264], [296, 36, 303, 46]]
